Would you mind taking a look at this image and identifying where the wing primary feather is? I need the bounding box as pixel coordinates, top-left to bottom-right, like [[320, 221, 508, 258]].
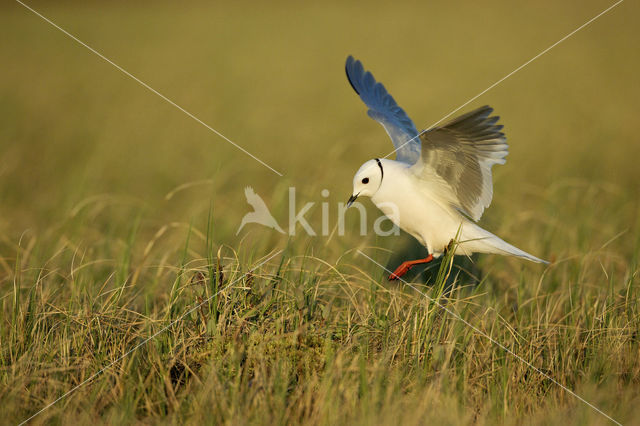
[[345, 56, 361, 95], [345, 56, 421, 164], [412, 105, 509, 221]]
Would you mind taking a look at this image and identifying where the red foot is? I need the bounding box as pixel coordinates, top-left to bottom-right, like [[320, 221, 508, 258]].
[[388, 255, 434, 281], [389, 261, 412, 280]]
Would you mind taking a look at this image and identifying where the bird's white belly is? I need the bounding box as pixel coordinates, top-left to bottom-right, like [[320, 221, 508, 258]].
[[371, 177, 465, 256]]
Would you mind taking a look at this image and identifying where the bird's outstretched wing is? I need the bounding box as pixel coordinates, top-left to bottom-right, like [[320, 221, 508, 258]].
[[345, 56, 421, 164], [410, 106, 508, 222]]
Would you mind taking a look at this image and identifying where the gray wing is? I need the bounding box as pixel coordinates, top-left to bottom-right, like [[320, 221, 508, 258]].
[[410, 106, 508, 221], [345, 56, 421, 164]]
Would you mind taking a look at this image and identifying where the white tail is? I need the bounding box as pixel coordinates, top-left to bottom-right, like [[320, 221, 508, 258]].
[[459, 224, 549, 264]]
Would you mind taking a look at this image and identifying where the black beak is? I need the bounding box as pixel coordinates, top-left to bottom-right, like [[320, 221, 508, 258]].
[[347, 193, 358, 208]]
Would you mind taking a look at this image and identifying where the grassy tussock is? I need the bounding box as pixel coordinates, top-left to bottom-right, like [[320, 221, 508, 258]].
[[1, 191, 639, 424]]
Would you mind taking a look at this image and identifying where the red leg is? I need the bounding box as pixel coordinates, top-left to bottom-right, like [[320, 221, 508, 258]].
[[389, 254, 434, 280]]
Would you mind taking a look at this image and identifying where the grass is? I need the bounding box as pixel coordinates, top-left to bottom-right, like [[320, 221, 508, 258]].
[[2, 0, 640, 424]]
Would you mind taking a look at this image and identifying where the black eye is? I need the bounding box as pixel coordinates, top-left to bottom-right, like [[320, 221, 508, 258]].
[[362, 177, 369, 184]]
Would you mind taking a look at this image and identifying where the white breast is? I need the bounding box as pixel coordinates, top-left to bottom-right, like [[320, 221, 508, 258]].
[[370, 160, 467, 256]]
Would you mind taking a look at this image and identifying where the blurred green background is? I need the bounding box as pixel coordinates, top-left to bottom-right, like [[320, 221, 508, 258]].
[[1, 0, 638, 255]]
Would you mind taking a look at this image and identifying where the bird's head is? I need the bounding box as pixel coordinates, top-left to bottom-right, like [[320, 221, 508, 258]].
[[347, 158, 384, 207]]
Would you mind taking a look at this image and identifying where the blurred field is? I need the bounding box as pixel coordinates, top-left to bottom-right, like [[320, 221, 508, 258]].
[[1, 0, 639, 424]]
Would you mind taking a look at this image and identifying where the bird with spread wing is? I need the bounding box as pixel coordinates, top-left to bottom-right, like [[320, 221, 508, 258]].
[[344, 56, 548, 280]]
